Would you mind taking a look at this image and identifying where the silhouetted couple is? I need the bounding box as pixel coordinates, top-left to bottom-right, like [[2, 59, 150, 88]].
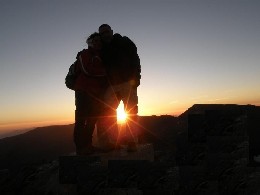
[[72, 24, 141, 155]]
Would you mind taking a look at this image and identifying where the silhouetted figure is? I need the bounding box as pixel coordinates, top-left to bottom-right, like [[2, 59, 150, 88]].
[[98, 24, 141, 152], [73, 32, 108, 155]]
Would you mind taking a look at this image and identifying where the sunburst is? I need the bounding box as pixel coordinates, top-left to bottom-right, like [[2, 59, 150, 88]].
[[117, 101, 127, 123]]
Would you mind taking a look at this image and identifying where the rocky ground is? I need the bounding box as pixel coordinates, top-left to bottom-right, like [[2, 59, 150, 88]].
[[1, 105, 260, 194]]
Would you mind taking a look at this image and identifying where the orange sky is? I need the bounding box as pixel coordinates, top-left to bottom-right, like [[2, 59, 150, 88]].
[[1, 1, 260, 135]]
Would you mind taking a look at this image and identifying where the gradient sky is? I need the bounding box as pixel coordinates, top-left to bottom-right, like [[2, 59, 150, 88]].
[[1, 0, 260, 133]]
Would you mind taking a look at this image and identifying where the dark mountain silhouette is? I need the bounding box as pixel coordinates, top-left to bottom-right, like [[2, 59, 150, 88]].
[[178, 104, 260, 163], [1, 104, 260, 194], [178, 103, 256, 120], [0, 116, 179, 171], [138, 115, 179, 149], [0, 124, 75, 171], [0, 128, 33, 139], [1, 104, 259, 171], [1, 104, 259, 172]]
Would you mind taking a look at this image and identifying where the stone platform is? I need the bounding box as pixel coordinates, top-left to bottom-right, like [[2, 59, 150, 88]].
[[59, 143, 154, 184], [96, 143, 154, 165], [58, 143, 178, 194]]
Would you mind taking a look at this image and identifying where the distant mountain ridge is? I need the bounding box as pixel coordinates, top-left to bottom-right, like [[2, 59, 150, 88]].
[[0, 128, 33, 139], [0, 124, 75, 171], [178, 103, 257, 119], [1, 104, 259, 171], [0, 116, 178, 171], [1, 104, 260, 194]]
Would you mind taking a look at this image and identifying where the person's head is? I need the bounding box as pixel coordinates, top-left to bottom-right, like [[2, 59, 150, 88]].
[[87, 32, 102, 50], [98, 24, 113, 44]]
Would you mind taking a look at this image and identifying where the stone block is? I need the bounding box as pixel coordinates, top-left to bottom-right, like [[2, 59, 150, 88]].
[[59, 155, 101, 184]]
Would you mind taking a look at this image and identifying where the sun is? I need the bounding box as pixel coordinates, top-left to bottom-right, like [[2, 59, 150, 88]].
[[117, 101, 127, 123]]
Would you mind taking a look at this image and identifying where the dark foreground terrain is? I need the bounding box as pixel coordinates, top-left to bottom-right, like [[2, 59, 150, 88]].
[[0, 104, 260, 194]]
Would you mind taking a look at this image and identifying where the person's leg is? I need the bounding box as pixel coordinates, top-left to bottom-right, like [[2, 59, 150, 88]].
[[74, 91, 88, 154], [98, 85, 120, 150], [121, 83, 139, 152], [74, 113, 86, 154], [74, 91, 98, 155]]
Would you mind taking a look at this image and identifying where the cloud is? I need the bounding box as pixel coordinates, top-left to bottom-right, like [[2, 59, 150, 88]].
[[206, 97, 229, 102], [190, 95, 209, 101], [170, 100, 179, 104]]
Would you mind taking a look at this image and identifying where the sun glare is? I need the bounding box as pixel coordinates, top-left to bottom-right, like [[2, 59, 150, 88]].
[[117, 101, 127, 123]]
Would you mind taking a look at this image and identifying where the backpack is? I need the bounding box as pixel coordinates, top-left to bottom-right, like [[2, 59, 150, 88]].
[[65, 49, 86, 90], [65, 61, 77, 90]]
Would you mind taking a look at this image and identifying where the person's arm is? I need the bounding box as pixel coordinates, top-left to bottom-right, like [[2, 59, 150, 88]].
[[123, 36, 141, 86], [78, 50, 106, 77]]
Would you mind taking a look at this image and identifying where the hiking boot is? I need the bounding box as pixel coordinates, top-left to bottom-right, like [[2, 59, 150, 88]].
[[127, 141, 137, 152]]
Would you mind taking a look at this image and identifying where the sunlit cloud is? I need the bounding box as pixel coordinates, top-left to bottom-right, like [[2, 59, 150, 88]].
[[190, 95, 209, 101], [170, 100, 179, 104], [206, 97, 229, 102]]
